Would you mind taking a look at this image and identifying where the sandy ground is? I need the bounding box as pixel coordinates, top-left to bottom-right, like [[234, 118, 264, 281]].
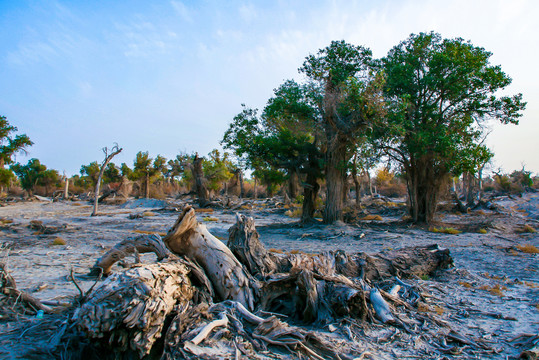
[[0, 194, 538, 359]]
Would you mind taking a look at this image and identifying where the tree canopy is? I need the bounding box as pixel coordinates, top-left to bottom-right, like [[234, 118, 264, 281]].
[[378, 32, 526, 222]]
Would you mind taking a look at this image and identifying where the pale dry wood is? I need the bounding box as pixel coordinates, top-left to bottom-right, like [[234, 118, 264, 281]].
[[227, 213, 278, 277], [187, 311, 228, 346], [73, 260, 194, 357], [89, 233, 170, 276], [0, 262, 53, 313], [163, 206, 256, 310]]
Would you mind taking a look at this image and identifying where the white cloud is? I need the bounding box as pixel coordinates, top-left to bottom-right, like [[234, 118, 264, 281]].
[[170, 0, 193, 23], [239, 3, 257, 23]]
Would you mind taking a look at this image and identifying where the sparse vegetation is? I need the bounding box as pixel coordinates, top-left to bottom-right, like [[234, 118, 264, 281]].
[[430, 227, 461, 235], [516, 244, 539, 253]]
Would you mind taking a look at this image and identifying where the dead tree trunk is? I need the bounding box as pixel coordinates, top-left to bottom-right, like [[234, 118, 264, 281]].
[[193, 154, 209, 207], [92, 144, 122, 216], [163, 206, 256, 310], [63, 172, 69, 200]]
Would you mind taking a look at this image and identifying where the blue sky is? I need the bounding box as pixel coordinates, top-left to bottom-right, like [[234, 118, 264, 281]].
[[1, 0, 538, 175]]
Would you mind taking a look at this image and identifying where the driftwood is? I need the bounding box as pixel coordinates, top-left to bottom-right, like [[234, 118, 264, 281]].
[[163, 206, 256, 310], [89, 233, 171, 276], [57, 207, 455, 359], [0, 263, 52, 314], [73, 260, 193, 357]]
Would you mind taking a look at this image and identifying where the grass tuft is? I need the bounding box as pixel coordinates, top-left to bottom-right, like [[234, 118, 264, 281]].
[[360, 214, 383, 221], [51, 237, 67, 246], [516, 244, 539, 254], [430, 227, 461, 235], [478, 228, 487, 234], [202, 217, 219, 222]]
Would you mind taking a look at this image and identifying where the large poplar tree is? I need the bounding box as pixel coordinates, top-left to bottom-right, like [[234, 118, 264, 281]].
[[379, 32, 526, 223]]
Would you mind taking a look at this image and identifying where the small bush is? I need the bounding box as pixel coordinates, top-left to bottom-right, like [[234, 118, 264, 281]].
[[51, 237, 67, 246], [285, 208, 302, 218], [516, 244, 539, 254], [202, 217, 219, 222], [430, 227, 461, 235], [478, 228, 487, 234], [142, 211, 157, 217], [360, 214, 383, 221]]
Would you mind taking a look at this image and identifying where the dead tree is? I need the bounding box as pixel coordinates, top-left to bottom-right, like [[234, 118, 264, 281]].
[[91, 144, 122, 216], [62, 207, 453, 359]]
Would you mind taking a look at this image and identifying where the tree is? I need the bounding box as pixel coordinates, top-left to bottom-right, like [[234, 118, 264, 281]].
[[132, 152, 166, 198], [379, 32, 526, 223], [80, 162, 100, 188], [11, 158, 59, 196], [0, 116, 33, 191], [103, 163, 122, 184], [203, 149, 234, 194], [300, 40, 385, 223], [92, 145, 123, 216]]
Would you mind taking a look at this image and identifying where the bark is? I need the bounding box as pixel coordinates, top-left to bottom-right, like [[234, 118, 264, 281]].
[[92, 145, 122, 216], [144, 173, 150, 199], [352, 155, 361, 205], [324, 135, 347, 223], [227, 214, 278, 277], [301, 172, 320, 223], [193, 154, 209, 207], [287, 169, 299, 200], [163, 206, 256, 310], [406, 156, 444, 223]]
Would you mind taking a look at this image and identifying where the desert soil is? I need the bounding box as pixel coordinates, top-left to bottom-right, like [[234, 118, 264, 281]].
[[0, 193, 538, 359]]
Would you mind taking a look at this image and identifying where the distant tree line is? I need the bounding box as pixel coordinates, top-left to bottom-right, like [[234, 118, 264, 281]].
[[0, 32, 528, 224]]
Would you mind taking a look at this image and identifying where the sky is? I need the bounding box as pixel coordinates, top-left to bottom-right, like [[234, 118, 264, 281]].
[[1, 0, 538, 176]]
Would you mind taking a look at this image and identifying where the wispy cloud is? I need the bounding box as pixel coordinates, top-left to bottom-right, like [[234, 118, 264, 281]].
[[239, 3, 257, 23], [170, 0, 193, 23]]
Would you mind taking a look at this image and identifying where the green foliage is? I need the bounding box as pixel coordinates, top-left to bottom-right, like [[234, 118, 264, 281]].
[[103, 163, 122, 184], [0, 116, 33, 188], [132, 152, 166, 181], [378, 32, 526, 222], [80, 161, 100, 187], [120, 163, 133, 179], [0, 116, 33, 167], [11, 158, 59, 194], [202, 149, 234, 192]]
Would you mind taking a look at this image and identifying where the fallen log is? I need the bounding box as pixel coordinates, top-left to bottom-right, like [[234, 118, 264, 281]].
[[89, 233, 171, 276]]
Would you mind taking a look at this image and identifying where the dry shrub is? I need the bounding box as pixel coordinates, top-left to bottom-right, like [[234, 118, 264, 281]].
[[430, 227, 461, 235], [360, 214, 383, 221], [458, 281, 473, 288], [142, 211, 157, 217], [516, 244, 539, 254], [478, 228, 487, 234], [377, 182, 407, 198], [195, 208, 214, 213], [516, 225, 537, 234], [285, 208, 302, 218], [202, 217, 218, 222], [51, 237, 67, 246]]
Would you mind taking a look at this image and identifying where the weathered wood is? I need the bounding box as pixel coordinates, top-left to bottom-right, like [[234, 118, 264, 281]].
[[227, 213, 278, 277], [0, 263, 52, 313], [92, 144, 122, 216], [163, 206, 256, 310], [73, 260, 193, 357], [89, 234, 170, 276]]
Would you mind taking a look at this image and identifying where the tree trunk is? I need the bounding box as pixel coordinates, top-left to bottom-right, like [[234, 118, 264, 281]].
[[144, 173, 150, 198], [287, 169, 299, 200], [63, 176, 69, 200], [92, 146, 122, 216], [352, 155, 361, 205], [406, 157, 442, 223], [253, 177, 258, 199], [239, 170, 244, 198], [324, 135, 347, 224], [193, 154, 209, 206], [163, 206, 255, 310]]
